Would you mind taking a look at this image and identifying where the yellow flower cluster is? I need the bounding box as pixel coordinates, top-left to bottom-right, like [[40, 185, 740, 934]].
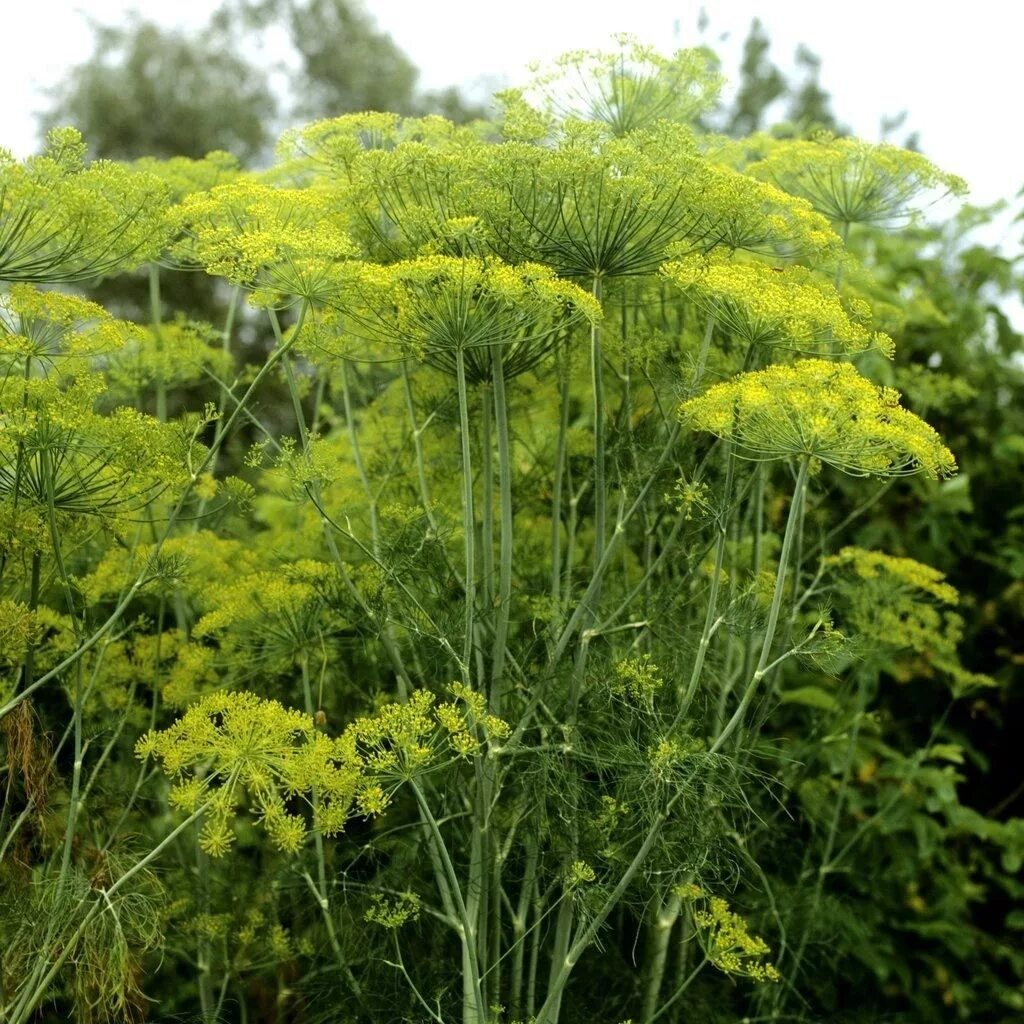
[[565, 860, 597, 886], [169, 181, 358, 305], [351, 684, 509, 781], [327, 256, 601, 380], [0, 600, 41, 677], [278, 114, 491, 261], [519, 34, 723, 135], [0, 376, 196, 531], [680, 359, 956, 478], [484, 120, 837, 278], [364, 890, 422, 928], [826, 547, 995, 695], [611, 654, 665, 704], [747, 133, 967, 225], [135, 691, 366, 856], [690, 893, 781, 983], [662, 255, 893, 356], [827, 547, 959, 605], [0, 127, 170, 283], [137, 685, 510, 857], [0, 284, 145, 383]]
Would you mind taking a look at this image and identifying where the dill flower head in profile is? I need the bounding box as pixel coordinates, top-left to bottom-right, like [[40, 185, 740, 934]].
[[661, 254, 893, 356], [0, 127, 170, 283], [276, 112, 405, 174], [326, 255, 602, 381], [193, 560, 346, 674], [746, 133, 967, 226], [482, 119, 838, 281], [0, 284, 146, 380], [686, 891, 781, 983], [278, 113, 491, 261], [168, 181, 359, 306], [132, 150, 243, 201], [826, 547, 995, 695], [517, 33, 724, 136], [276, 113, 480, 177], [680, 359, 956, 477], [0, 375, 198, 534]]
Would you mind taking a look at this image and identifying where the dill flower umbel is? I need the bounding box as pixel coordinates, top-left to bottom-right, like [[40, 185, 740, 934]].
[[518, 34, 724, 135], [326, 255, 601, 380], [661, 254, 893, 356], [168, 181, 359, 305], [690, 893, 781, 983], [747, 133, 967, 226], [483, 120, 836, 279], [137, 686, 510, 856], [0, 127, 170, 283], [135, 691, 367, 855], [680, 359, 956, 477], [826, 547, 995, 694]]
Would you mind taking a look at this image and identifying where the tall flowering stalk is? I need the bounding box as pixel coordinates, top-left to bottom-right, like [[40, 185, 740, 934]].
[[0, 39, 1001, 1024]]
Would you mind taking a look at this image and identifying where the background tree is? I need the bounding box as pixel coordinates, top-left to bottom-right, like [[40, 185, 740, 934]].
[[40, 16, 276, 162], [43, 0, 487, 165]]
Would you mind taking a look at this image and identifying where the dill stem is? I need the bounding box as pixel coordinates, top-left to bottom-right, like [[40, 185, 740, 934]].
[[339, 356, 381, 554], [691, 313, 715, 391], [509, 834, 539, 1019], [149, 263, 166, 423], [481, 380, 495, 638], [550, 342, 571, 616], [491, 345, 513, 713], [710, 455, 811, 754], [410, 780, 487, 1024], [641, 890, 682, 1023], [300, 657, 363, 1002], [589, 275, 606, 597], [455, 347, 477, 685]]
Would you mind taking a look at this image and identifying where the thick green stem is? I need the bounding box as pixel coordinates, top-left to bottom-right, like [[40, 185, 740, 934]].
[[480, 382, 495, 636], [535, 786, 686, 1024], [339, 357, 381, 553], [550, 344, 571, 615], [491, 346, 513, 714], [410, 781, 487, 1024], [589, 275, 606, 586], [455, 347, 477, 685], [149, 263, 167, 423], [641, 891, 682, 1023]]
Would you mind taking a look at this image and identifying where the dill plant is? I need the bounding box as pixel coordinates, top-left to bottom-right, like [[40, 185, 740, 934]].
[[0, 34, 1013, 1024]]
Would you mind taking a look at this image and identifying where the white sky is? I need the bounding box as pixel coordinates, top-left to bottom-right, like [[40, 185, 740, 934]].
[[2, 0, 1023, 220]]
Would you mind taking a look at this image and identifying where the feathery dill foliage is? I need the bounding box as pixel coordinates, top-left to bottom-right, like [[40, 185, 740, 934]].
[[0, 33, 1013, 1024]]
